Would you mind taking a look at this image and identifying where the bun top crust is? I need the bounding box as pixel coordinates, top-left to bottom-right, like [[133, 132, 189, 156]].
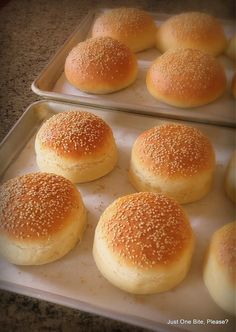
[[64, 36, 137, 91], [147, 48, 226, 104], [132, 123, 215, 177], [0, 173, 81, 241], [98, 192, 193, 269], [93, 7, 154, 33], [211, 222, 236, 284], [165, 12, 224, 41], [91, 8, 156, 52], [36, 111, 113, 160], [157, 12, 227, 55]]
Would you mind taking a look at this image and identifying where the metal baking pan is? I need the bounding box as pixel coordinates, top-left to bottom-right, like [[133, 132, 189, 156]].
[[31, 9, 236, 128], [0, 100, 235, 332]]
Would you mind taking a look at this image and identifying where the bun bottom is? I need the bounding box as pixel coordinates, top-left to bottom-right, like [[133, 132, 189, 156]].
[[226, 36, 236, 61], [203, 251, 235, 315], [129, 164, 213, 204], [225, 151, 236, 203], [232, 74, 236, 98], [66, 72, 137, 95], [0, 202, 87, 265], [36, 145, 118, 184], [146, 78, 225, 108], [203, 222, 236, 315]]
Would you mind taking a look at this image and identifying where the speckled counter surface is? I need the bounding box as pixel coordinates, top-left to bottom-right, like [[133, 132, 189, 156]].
[[0, 0, 235, 142], [0, 0, 235, 331]]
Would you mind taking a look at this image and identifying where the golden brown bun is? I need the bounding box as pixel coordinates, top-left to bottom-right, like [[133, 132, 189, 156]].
[[0, 173, 87, 265], [93, 192, 195, 294], [203, 222, 236, 315], [225, 151, 236, 203], [35, 111, 118, 183], [232, 73, 236, 98], [146, 48, 227, 108], [92, 8, 157, 53], [129, 123, 215, 204], [64, 37, 137, 94], [156, 12, 227, 56], [225, 35, 236, 61]]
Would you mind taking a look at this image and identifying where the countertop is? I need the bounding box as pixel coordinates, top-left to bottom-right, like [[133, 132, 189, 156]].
[[0, 0, 235, 331]]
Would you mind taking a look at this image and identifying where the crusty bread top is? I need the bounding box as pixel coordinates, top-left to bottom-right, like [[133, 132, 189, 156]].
[[0, 173, 81, 241], [98, 192, 193, 269], [36, 111, 113, 159], [92, 8, 156, 52], [132, 123, 215, 177], [65, 37, 137, 90], [211, 222, 236, 283], [156, 12, 227, 55], [147, 48, 226, 103]]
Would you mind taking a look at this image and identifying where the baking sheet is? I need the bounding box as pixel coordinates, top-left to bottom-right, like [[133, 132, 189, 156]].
[[32, 9, 236, 127], [0, 100, 235, 332]]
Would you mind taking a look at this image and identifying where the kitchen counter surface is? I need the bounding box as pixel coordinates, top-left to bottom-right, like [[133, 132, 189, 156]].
[[0, 0, 235, 331]]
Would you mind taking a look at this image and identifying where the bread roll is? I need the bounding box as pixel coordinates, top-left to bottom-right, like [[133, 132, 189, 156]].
[[203, 222, 236, 315], [93, 192, 195, 294], [129, 123, 215, 204], [225, 35, 236, 61], [146, 48, 227, 108], [225, 151, 236, 203], [64, 37, 137, 94], [156, 12, 227, 56], [0, 173, 87, 265], [92, 8, 157, 53], [35, 110, 118, 183], [232, 73, 236, 98]]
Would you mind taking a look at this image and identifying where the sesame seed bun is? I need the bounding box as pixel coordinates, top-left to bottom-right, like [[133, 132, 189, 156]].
[[146, 48, 227, 108], [64, 37, 138, 94], [93, 192, 195, 294], [0, 173, 87, 265], [156, 12, 227, 56], [91, 8, 157, 53], [203, 222, 236, 315], [129, 123, 215, 204], [225, 151, 236, 203], [35, 111, 118, 183], [225, 35, 236, 61], [232, 73, 236, 98]]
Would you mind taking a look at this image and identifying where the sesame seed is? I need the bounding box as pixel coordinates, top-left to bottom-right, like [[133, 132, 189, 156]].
[[148, 48, 226, 99], [93, 8, 154, 36], [163, 12, 224, 43], [37, 110, 111, 157], [216, 223, 236, 270], [134, 123, 215, 176], [65, 36, 135, 83], [100, 192, 192, 269], [0, 173, 79, 240]]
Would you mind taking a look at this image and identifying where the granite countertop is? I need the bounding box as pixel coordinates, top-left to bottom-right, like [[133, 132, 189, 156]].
[[0, 0, 235, 331]]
